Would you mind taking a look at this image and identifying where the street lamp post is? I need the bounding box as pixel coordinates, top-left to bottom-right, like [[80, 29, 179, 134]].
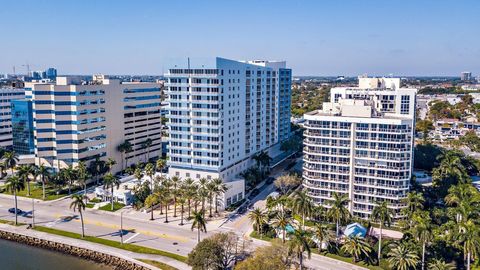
[[120, 212, 123, 244], [31, 198, 35, 228]]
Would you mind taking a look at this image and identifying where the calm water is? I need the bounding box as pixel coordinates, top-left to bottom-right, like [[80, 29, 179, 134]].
[[0, 238, 112, 270]]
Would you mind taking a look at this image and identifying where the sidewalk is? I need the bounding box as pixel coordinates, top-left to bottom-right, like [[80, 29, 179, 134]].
[[0, 223, 191, 270]]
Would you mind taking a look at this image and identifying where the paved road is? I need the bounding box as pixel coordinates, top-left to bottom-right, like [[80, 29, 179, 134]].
[[0, 155, 365, 270]]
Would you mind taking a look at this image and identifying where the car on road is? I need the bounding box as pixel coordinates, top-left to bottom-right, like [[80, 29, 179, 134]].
[[266, 177, 275, 184], [8, 208, 23, 215], [248, 188, 260, 199]]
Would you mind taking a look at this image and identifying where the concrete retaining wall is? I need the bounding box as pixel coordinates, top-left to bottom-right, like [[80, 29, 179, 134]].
[[0, 230, 150, 270]]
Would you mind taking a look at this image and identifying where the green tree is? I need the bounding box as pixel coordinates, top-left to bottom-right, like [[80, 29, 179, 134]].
[[191, 210, 207, 243], [2, 151, 19, 175], [76, 161, 89, 204], [401, 191, 425, 219], [288, 229, 311, 270], [415, 120, 433, 142], [432, 151, 469, 198], [187, 232, 241, 270], [371, 200, 394, 262], [5, 176, 25, 225], [106, 158, 116, 173], [387, 243, 419, 270], [17, 165, 33, 196], [170, 176, 181, 218], [271, 212, 290, 243], [235, 240, 291, 270], [291, 190, 314, 229], [248, 208, 268, 237], [341, 236, 372, 263], [312, 223, 332, 252], [156, 158, 166, 172], [212, 178, 227, 214], [427, 259, 456, 270], [103, 173, 120, 211], [454, 220, 480, 270], [141, 138, 153, 162], [144, 193, 159, 221], [411, 212, 432, 270], [70, 194, 86, 237], [35, 165, 50, 200], [117, 141, 132, 171], [327, 193, 350, 246]]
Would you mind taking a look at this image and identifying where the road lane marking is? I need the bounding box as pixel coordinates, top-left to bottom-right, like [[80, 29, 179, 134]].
[[124, 232, 140, 243]]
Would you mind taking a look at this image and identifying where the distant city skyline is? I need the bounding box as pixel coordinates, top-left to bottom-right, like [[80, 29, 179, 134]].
[[1, 0, 479, 76]]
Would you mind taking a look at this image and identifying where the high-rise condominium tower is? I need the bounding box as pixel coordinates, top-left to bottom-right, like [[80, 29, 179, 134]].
[[303, 77, 416, 219], [0, 87, 25, 149], [165, 57, 291, 207]]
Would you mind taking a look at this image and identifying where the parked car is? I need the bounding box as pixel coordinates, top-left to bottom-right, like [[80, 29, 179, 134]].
[[248, 188, 260, 199], [8, 208, 23, 215]]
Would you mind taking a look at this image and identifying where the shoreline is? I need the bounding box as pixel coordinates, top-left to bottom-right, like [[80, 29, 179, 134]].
[[0, 225, 156, 270]]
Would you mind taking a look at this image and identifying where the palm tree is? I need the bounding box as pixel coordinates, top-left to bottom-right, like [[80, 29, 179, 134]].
[[292, 190, 314, 229], [159, 189, 171, 223], [106, 158, 116, 173], [248, 208, 268, 237], [103, 173, 120, 211], [17, 165, 32, 196], [206, 181, 216, 218], [170, 176, 181, 217], [36, 165, 50, 200], [313, 223, 332, 252], [212, 178, 227, 214], [142, 138, 152, 162], [89, 157, 105, 185], [117, 141, 132, 171], [454, 219, 480, 270], [60, 165, 76, 195], [191, 210, 207, 243], [177, 188, 186, 226], [411, 212, 432, 270], [156, 158, 166, 172], [2, 151, 19, 175], [402, 191, 425, 218], [387, 243, 419, 270], [288, 229, 311, 270], [326, 193, 350, 246], [371, 200, 394, 262], [183, 178, 196, 218], [427, 259, 456, 270], [271, 212, 290, 243], [76, 161, 89, 204], [144, 163, 155, 192], [5, 176, 25, 225], [70, 194, 86, 237], [134, 167, 143, 181], [144, 193, 159, 221], [342, 236, 372, 262]]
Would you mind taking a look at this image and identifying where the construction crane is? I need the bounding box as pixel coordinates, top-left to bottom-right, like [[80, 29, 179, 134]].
[[22, 63, 31, 75]]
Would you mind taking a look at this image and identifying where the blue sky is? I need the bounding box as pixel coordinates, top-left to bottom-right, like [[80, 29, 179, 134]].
[[1, 0, 479, 76]]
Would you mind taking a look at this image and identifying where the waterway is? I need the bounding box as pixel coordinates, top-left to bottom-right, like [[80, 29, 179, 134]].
[[0, 238, 112, 270]]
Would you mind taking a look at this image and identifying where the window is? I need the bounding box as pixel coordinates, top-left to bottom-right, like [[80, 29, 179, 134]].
[[400, 95, 410, 114]]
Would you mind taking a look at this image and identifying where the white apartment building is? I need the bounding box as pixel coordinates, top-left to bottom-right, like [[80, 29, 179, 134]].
[[165, 57, 292, 207], [303, 77, 417, 219], [0, 87, 25, 149], [31, 75, 162, 172]]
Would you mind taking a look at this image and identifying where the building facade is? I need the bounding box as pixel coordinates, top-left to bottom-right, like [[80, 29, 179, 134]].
[[165, 57, 291, 207], [31, 75, 162, 172], [11, 99, 35, 154], [303, 77, 416, 219], [0, 87, 25, 149]]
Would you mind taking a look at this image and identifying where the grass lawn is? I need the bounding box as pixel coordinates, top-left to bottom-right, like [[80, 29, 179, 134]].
[[33, 226, 187, 262], [137, 259, 178, 270], [86, 203, 95, 209], [0, 182, 70, 201], [0, 219, 26, 226], [249, 231, 275, 242], [315, 251, 385, 270], [98, 202, 125, 212]]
